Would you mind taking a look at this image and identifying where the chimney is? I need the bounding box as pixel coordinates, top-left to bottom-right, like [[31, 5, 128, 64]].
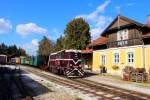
[[147, 15, 150, 27]]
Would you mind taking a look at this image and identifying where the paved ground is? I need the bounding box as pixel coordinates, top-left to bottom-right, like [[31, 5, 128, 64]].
[[85, 73, 150, 96]]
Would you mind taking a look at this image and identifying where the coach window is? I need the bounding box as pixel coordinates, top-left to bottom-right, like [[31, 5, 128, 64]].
[[68, 52, 71, 59], [60, 52, 64, 59]]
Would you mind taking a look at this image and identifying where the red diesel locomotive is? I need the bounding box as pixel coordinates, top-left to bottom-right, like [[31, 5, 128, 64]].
[[48, 50, 84, 77]]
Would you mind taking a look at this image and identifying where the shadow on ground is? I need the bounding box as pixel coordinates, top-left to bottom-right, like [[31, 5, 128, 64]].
[[83, 70, 99, 78], [0, 65, 52, 99]]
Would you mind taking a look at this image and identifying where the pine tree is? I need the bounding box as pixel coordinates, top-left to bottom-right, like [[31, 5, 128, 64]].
[[0, 43, 27, 57]]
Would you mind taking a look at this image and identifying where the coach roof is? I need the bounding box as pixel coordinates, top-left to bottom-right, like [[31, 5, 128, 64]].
[[50, 49, 81, 55], [0, 54, 7, 57]]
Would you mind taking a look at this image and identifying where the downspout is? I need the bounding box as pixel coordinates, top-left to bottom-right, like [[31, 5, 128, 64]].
[[140, 29, 145, 68], [142, 43, 145, 68], [137, 27, 145, 68]]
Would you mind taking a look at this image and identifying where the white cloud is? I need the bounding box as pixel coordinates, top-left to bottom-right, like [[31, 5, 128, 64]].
[[77, 0, 110, 20], [76, 0, 112, 39], [31, 39, 39, 46], [48, 28, 62, 41], [0, 18, 12, 34], [126, 3, 135, 6], [16, 23, 48, 36], [22, 39, 39, 56]]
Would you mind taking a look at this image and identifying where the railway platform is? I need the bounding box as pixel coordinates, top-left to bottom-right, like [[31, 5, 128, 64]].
[[84, 71, 150, 96]]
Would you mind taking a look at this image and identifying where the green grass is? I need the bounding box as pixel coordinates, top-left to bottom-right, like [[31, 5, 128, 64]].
[[75, 97, 83, 100], [134, 82, 150, 88]]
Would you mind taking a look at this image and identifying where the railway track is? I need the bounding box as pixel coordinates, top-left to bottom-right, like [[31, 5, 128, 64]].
[[24, 66, 150, 100], [0, 65, 33, 100], [12, 66, 33, 100], [0, 66, 13, 100]]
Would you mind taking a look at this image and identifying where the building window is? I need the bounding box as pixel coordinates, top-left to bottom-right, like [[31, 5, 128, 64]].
[[114, 53, 119, 64], [117, 29, 128, 41], [101, 55, 106, 65], [127, 52, 134, 63]]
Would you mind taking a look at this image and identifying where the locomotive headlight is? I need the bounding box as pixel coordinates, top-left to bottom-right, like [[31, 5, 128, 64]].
[[70, 64, 72, 66], [79, 64, 82, 67]]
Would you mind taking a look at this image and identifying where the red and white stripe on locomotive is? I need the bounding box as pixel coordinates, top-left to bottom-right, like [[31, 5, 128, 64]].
[[48, 50, 84, 77]]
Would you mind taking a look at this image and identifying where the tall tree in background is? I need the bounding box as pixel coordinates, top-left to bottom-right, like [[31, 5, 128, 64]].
[[64, 17, 91, 50], [0, 43, 8, 54], [38, 36, 54, 56], [54, 35, 64, 51], [0, 43, 27, 57], [38, 36, 54, 65]]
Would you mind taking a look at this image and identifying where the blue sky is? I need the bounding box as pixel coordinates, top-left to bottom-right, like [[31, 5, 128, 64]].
[[0, 0, 149, 55]]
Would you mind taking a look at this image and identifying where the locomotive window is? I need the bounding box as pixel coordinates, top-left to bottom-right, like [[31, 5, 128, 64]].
[[69, 52, 71, 59], [60, 52, 64, 59]]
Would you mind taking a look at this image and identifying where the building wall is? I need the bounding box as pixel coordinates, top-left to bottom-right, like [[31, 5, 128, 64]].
[[92, 45, 149, 76], [145, 45, 150, 72], [93, 51, 100, 72]]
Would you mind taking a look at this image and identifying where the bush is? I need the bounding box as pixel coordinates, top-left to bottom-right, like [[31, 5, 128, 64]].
[[112, 65, 119, 70], [75, 97, 83, 100], [123, 66, 136, 74], [100, 65, 105, 69]]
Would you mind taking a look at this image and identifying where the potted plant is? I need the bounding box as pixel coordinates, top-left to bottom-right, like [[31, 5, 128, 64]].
[[100, 65, 107, 74], [112, 65, 119, 70], [100, 65, 105, 69]]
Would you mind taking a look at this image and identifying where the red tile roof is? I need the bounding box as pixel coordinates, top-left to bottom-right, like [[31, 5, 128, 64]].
[[89, 36, 108, 47], [142, 32, 150, 38]]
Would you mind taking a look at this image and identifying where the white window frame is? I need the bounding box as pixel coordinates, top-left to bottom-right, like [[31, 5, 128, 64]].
[[100, 55, 106, 66], [127, 52, 134, 64], [113, 53, 119, 64], [117, 29, 128, 41], [123, 29, 128, 40]]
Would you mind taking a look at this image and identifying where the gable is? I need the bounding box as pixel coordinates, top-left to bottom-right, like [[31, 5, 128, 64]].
[[108, 18, 131, 30], [101, 15, 143, 36]]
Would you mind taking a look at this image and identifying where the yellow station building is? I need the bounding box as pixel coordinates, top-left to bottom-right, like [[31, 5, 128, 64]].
[[88, 15, 150, 76]]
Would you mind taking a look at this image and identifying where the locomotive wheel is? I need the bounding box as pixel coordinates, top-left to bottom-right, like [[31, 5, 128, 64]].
[[63, 70, 67, 76]]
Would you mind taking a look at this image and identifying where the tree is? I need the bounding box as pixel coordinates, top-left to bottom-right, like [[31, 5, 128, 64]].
[[38, 36, 54, 56], [38, 36, 54, 65], [0, 43, 8, 54], [54, 35, 64, 51], [64, 17, 91, 50], [0, 43, 27, 57], [17, 48, 26, 56], [8, 45, 18, 56]]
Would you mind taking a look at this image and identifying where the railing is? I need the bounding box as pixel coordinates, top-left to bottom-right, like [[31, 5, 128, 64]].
[[107, 38, 143, 48]]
